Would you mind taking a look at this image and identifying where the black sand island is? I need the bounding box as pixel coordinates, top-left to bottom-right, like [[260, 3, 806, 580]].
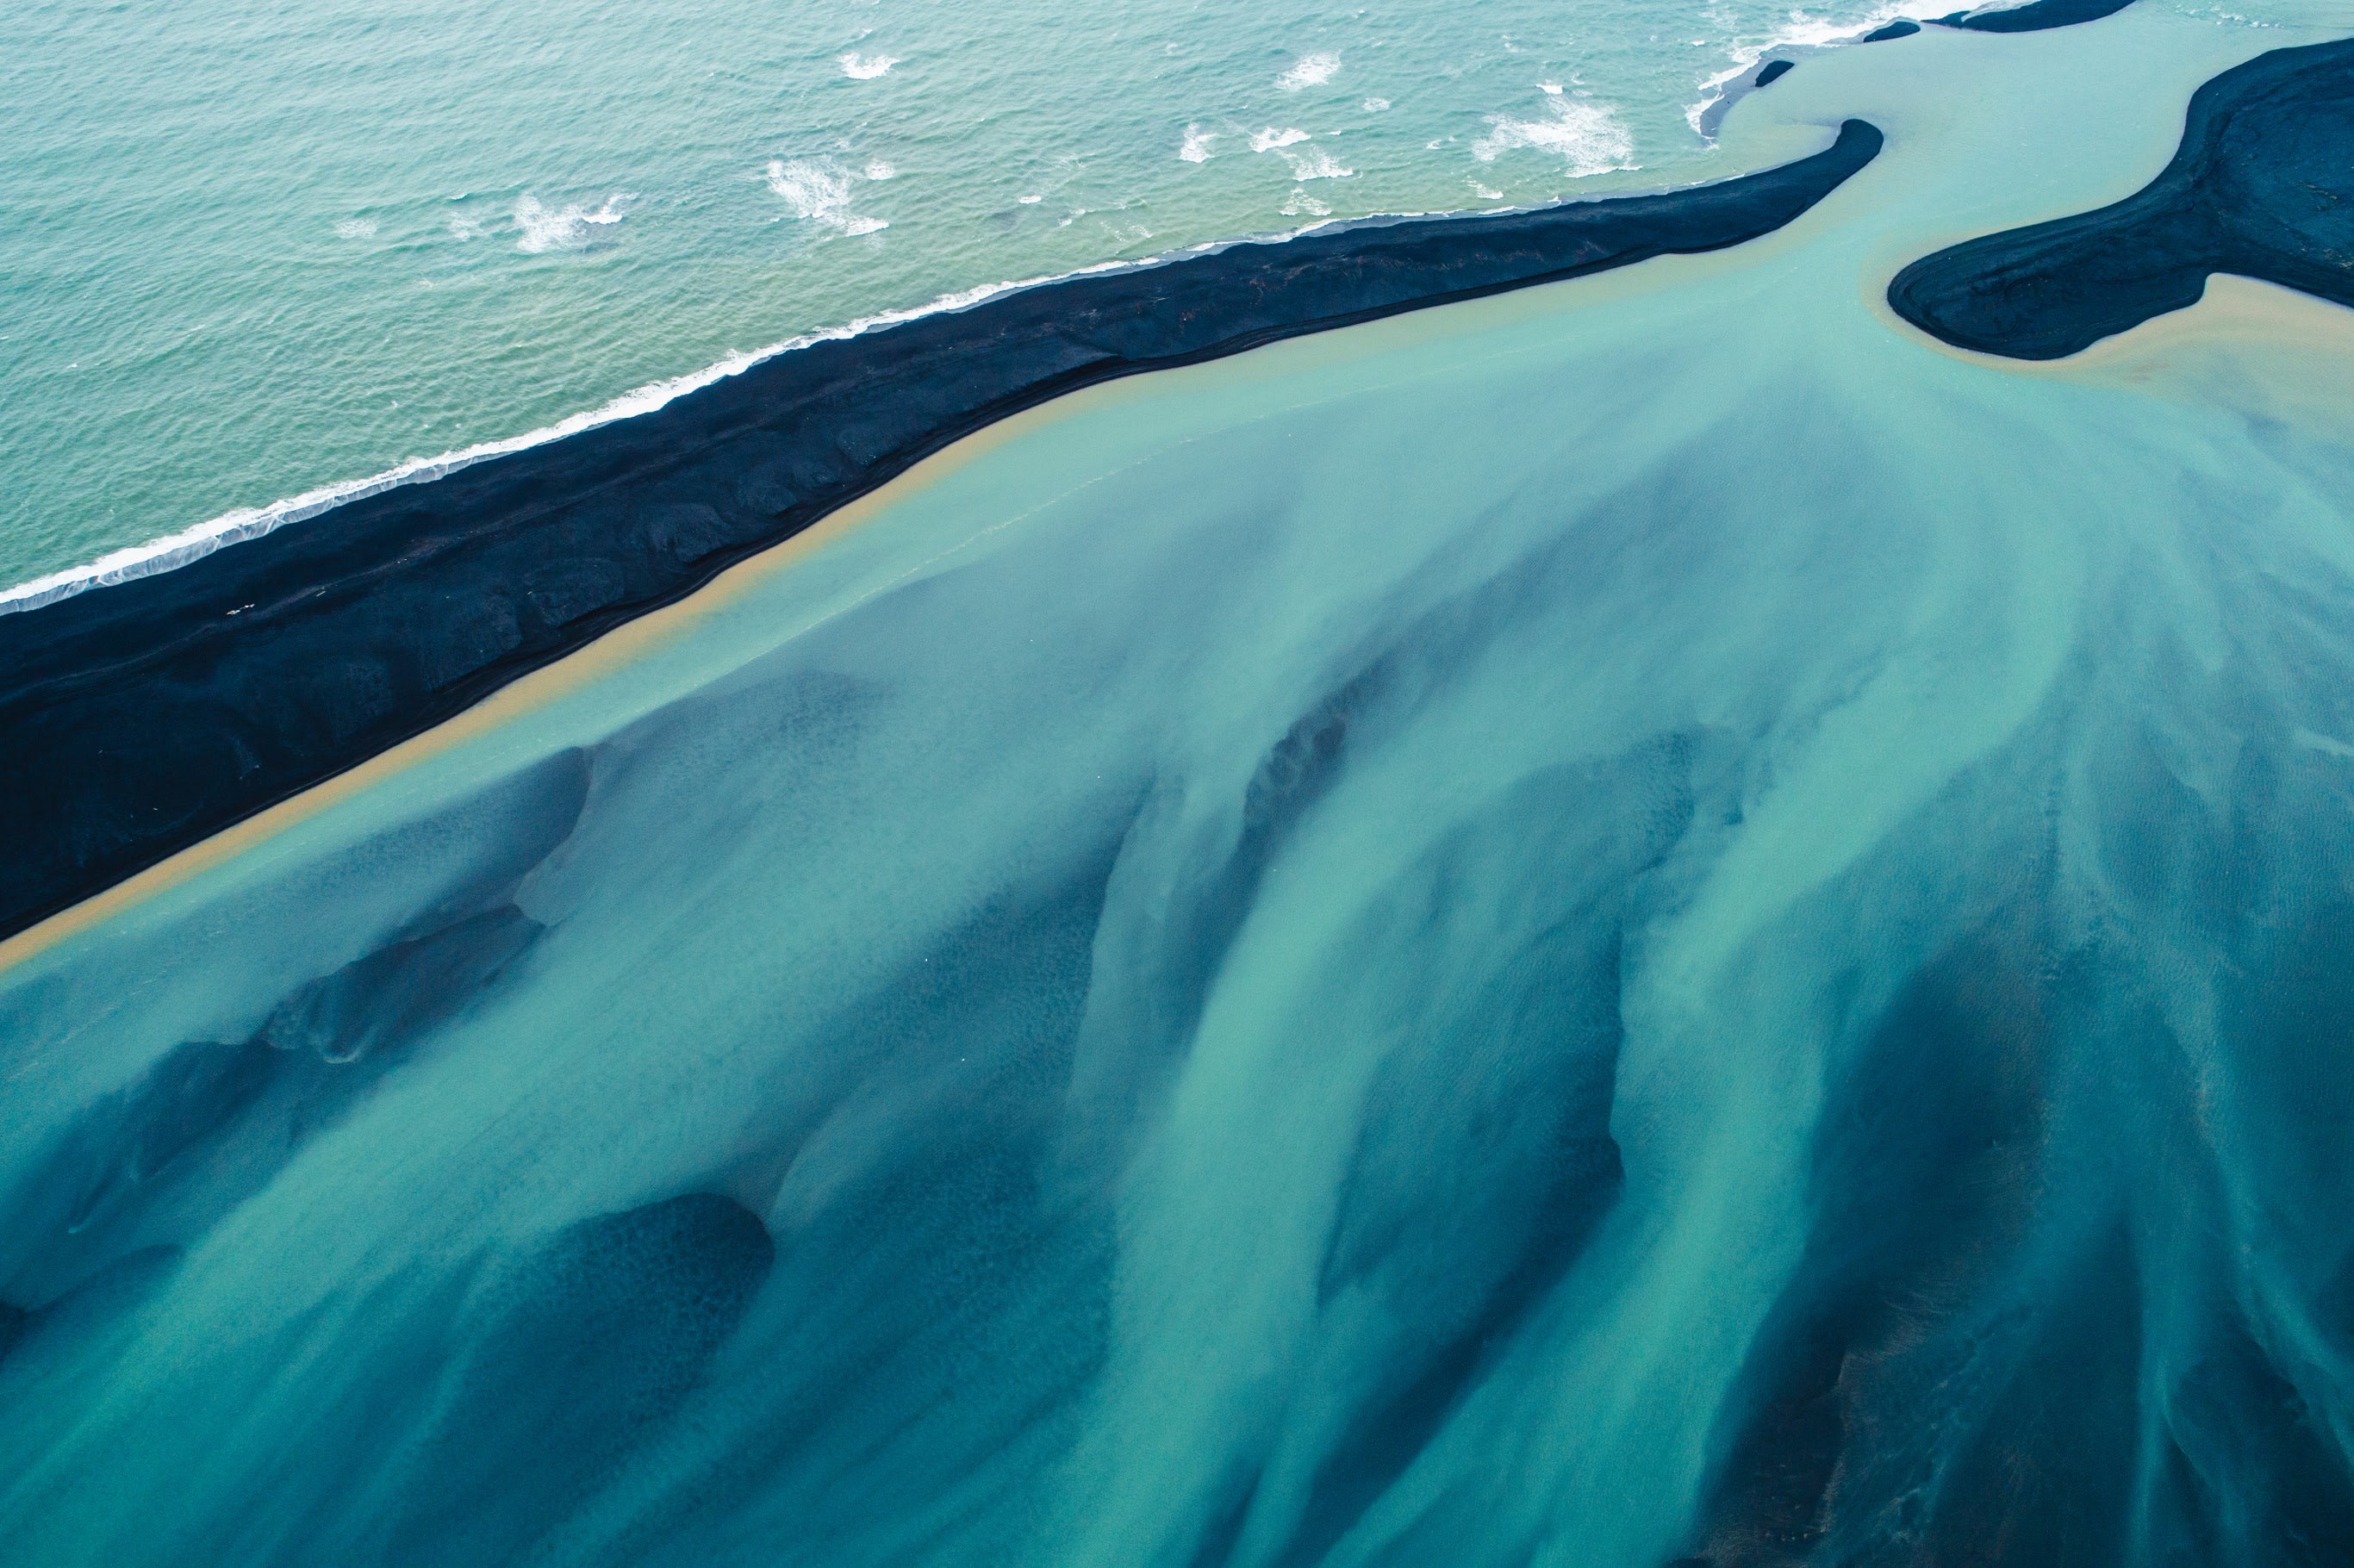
[[0, 121, 1882, 942], [1891, 38, 2354, 358], [1934, 0, 2138, 34], [1861, 0, 2137, 47]]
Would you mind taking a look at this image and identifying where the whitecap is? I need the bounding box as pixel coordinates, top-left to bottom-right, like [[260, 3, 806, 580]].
[[1282, 146, 1354, 182], [1178, 124, 1217, 164], [863, 159, 896, 181], [1473, 96, 1635, 177], [1468, 178, 1504, 200], [1275, 52, 1340, 90], [1250, 127, 1311, 152], [334, 218, 377, 240], [839, 52, 898, 79], [1280, 188, 1331, 217], [1362, 96, 1391, 112], [1539, 81, 1565, 95], [514, 193, 633, 254], [767, 159, 887, 235]]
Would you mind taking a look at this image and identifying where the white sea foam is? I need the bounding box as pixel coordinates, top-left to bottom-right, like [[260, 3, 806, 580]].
[[514, 193, 632, 254], [768, 159, 888, 235], [1539, 81, 1565, 95], [864, 159, 896, 181], [1468, 178, 1504, 200], [1250, 126, 1311, 152], [1473, 96, 1635, 177], [4, 158, 1788, 617], [1685, 1, 1951, 135], [1179, 124, 1217, 163], [1362, 96, 1390, 112], [1276, 52, 1340, 90], [839, 52, 899, 79], [0, 260, 1180, 615], [334, 218, 377, 240], [1282, 146, 1354, 181]]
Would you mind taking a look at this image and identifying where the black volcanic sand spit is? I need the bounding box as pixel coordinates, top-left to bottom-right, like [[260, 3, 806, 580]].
[[0, 121, 1880, 943], [1934, 0, 2138, 34], [1890, 39, 2354, 358]]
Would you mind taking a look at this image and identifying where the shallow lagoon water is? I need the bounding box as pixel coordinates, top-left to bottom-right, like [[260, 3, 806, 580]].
[[9, 8, 2354, 1565]]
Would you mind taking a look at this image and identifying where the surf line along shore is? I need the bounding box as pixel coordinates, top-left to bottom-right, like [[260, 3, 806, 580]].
[[0, 120, 1883, 943]]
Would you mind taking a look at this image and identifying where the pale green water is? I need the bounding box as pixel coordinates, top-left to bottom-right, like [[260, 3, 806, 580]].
[[6, 0, 1992, 594], [9, 9, 2354, 1563]]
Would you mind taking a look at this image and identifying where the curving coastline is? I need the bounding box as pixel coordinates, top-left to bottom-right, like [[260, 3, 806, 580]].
[[0, 122, 1881, 943], [1934, 0, 2136, 34], [1889, 39, 2354, 358], [1692, 0, 2126, 150]]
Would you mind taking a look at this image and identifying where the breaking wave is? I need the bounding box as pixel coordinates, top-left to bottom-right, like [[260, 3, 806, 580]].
[[1473, 96, 1636, 177]]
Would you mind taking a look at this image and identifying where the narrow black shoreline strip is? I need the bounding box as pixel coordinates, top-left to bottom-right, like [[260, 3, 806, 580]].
[[1889, 39, 2354, 358], [0, 121, 1882, 943]]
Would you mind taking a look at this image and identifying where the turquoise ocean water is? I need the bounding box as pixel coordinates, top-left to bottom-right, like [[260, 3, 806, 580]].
[[6, 0, 1975, 595]]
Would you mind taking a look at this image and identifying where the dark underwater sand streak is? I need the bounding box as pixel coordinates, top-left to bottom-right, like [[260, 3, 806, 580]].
[[1889, 39, 2354, 358], [0, 122, 1882, 942]]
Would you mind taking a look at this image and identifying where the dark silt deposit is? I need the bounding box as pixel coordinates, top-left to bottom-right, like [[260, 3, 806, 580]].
[[1934, 0, 2138, 34], [1754, 59, 1797, 87], [1862, 19, 1922, 40], [0, 121, 1881, 943], [1889, 39, 2354, 358]]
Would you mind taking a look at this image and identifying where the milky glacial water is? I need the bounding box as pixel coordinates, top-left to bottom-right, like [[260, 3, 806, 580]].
[[7, 0, 1981, 591], [9, 4, 2354, 1564]]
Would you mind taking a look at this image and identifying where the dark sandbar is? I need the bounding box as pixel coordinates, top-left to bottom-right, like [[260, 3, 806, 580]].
[[1890, 39, 2354, 358], [0, 121, 1880, 941], [1933, 0, 2137, 34]]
